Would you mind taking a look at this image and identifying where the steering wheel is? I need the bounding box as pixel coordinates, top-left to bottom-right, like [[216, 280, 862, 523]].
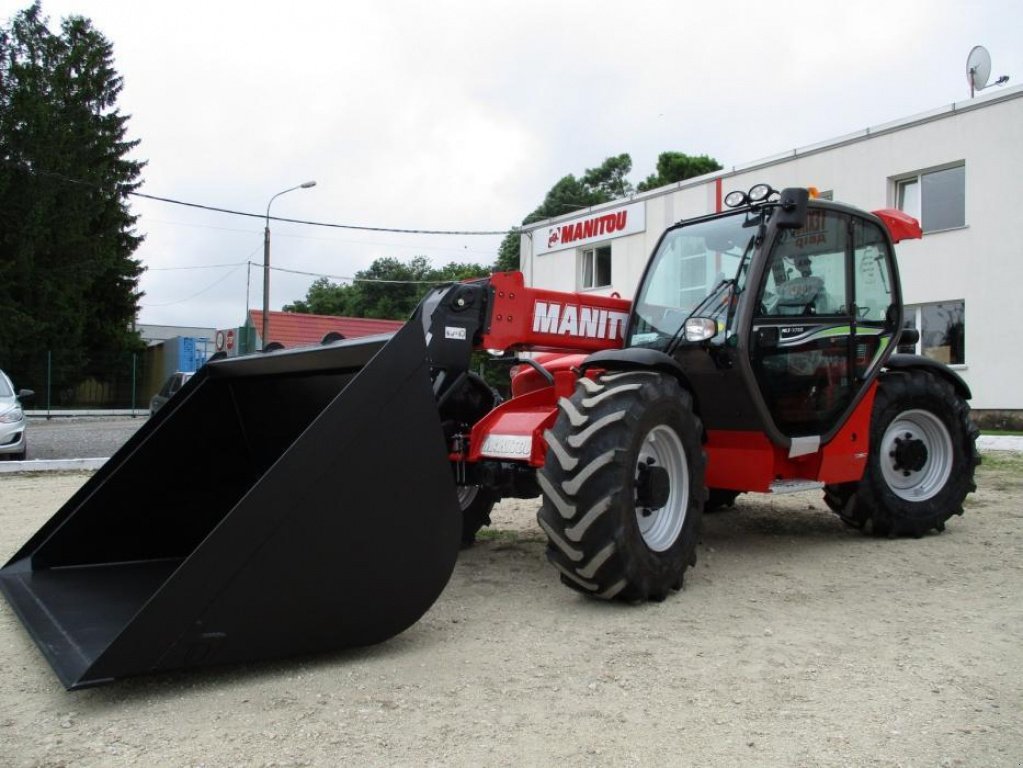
[[774, 276, 824, 315]]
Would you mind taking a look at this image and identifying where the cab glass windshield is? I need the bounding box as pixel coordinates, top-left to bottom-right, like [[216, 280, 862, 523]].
[[629, 212, 753, 349]]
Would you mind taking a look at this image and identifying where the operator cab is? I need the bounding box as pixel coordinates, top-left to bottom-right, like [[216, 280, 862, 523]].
[[627, 185, 903, 450]]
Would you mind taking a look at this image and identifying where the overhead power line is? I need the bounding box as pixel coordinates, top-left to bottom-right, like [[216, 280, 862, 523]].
[[131, 192, 513, 236], [140, 262, 247, 307], [147, 261, 249, 271], [0, 161, 516, 237], [253, 262, 466, 285]]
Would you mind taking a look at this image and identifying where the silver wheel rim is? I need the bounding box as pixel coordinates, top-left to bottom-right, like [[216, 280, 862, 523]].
[[456, 486, 479, 511], [635, 425, 689, 552], [880, 409, 953, 502]]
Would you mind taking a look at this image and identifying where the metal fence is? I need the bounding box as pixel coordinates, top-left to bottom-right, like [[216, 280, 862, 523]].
[[9, 351, 149, 412]]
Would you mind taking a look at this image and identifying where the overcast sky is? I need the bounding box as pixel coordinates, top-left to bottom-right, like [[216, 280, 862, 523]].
[[6, 0, 1022, 332]]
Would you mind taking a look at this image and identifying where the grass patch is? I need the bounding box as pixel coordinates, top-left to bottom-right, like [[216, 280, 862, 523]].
[[475, 527, 545, 545], [977, 452, 1023, 472], [981, 430, 1023, 436], [476, 528, 526, 542]]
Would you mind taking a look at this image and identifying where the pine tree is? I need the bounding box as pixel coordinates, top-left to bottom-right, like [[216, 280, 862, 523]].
[[0, 3, 145, 398]]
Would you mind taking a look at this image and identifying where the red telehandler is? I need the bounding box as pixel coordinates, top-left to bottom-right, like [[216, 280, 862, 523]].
[[0, 186, 978, 688]]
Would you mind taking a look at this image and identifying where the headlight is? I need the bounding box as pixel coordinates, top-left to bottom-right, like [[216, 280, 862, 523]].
[[748, 183, 775, 202], [0, 406, 24, 423], [723, 190, 748, 208]]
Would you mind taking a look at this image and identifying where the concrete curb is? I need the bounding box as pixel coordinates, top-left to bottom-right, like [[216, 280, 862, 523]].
[[0, 458, 108, 474], [26, 410, 145, 419], [977, 435, 1023, 452], [3, 438, 1020, 475]]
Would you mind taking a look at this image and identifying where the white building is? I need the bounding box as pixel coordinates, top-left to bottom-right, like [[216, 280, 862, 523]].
[[136, 323, 216, 347], [519, 85, 1023, 418]]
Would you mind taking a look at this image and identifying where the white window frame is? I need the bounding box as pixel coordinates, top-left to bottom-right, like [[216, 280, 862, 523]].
[[579, 244, 612, 290], [893, 163, 966, 234]]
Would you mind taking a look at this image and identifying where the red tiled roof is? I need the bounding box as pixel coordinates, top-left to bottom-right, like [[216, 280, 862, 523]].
[[247, 310, 404, 349]]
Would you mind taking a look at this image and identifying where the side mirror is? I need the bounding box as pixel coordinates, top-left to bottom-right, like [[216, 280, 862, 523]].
[[683, 317, 718, 342], [774, 188, 809, 229], [899, 327, 920, 346], [17, 388, 34, 400]]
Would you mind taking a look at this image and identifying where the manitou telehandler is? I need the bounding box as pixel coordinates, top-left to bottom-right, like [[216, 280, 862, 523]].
[[0, 185, 978, 689]]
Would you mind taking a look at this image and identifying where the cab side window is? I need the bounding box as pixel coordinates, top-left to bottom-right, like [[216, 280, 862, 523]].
[[853, 219, 895, 323], [760, 209, 848, 317]]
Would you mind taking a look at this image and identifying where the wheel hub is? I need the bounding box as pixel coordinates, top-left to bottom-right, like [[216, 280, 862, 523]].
[[634, 425, 689, 552], [880, 409, 954, 502], [635, 459, 670, 513], [891, 433, 928, 475]]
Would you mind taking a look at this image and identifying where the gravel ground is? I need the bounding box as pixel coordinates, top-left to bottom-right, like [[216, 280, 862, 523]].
[[1, 452, 1021, 767]]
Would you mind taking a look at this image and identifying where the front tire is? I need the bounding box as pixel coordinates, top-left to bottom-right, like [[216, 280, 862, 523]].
[[824, 369, 979, 536], [537, 371, 705, 602]]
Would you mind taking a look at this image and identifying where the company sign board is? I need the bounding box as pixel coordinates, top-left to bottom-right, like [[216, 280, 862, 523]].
[[535, 202, 645, 256]]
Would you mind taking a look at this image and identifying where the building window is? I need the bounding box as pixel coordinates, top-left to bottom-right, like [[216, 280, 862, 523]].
[[895, 164, 965, 233], [902, 300, 966, 365], [580, 245, 611, 289]]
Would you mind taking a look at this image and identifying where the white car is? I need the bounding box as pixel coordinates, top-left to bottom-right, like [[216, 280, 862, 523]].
[[0, 369, 33, 460], [149, 371, 194, 415]]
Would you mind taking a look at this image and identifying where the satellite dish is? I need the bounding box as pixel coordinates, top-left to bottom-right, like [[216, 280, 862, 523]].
[[967, 45, 992, 96]]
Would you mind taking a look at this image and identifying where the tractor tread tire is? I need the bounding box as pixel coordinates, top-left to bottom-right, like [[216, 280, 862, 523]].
[[705, 488, 740, 513], [823, 369, 979, 537], [537, 371, 705, 603], [460, 487, 499, 547]]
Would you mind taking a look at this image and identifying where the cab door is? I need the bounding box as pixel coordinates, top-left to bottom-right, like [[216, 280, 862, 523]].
[[748, 208, 898, 443]]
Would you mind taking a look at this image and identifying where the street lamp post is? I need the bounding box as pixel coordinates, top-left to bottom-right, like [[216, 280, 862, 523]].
[[263, 181, 317, 349]]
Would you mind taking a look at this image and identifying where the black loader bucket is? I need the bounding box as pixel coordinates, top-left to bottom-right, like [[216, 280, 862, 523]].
[[0, 321, 461, 689]]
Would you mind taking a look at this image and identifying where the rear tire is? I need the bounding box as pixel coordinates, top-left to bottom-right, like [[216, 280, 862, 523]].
[[823, 369, 979, 536], [442, 373, 503, 547], [537, 371, 705, 602], [458, 485, 498, 546], [705, 488, 740, 513]]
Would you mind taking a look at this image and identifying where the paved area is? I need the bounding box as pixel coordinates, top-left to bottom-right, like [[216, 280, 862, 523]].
[[3, 416, 1020, 476]]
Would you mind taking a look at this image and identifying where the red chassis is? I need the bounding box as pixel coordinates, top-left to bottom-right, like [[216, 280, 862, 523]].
[[454, 271, 876, 493]]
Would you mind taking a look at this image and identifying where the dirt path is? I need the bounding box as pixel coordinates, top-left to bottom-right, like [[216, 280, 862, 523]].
[[1, 456, 1021, 767]]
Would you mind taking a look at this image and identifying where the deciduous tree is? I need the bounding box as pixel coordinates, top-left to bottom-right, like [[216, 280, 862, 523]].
[[496, 151, 723, 271], [283, 256, 490, 320], [494, 155, 636, 272], [636, 151, 722, 192]]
